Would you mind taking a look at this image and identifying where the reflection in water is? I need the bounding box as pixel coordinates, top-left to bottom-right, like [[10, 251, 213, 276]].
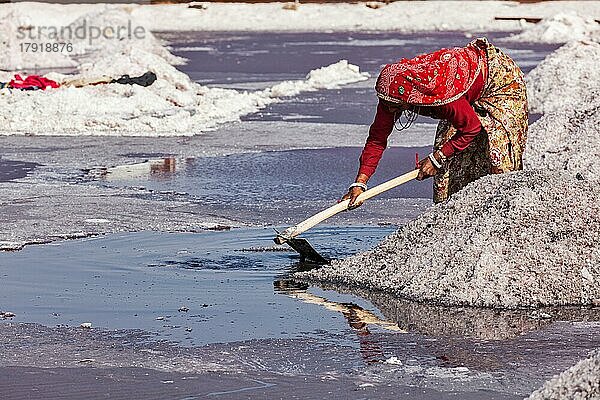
[[276, 275, 600, 375], [151, 157, 176, 174], [274, 280, 405, 333], [308, 282, 600, 340], [88, 157, 178, 180], [274, 279, 404, 365]]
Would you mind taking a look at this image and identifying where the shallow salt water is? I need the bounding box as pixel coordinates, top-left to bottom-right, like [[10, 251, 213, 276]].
[[0, 159, 40, 182], [0, 226, 397, 346], [99, 146, 432, 207], [2, 226, 599, 397]]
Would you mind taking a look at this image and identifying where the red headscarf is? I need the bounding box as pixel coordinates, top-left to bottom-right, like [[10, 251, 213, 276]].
[[375, 41, 485, 106]]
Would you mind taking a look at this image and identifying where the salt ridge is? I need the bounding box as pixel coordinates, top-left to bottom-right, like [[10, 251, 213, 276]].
[[524, 41, 600, 179], [526, 40, 600, 114]]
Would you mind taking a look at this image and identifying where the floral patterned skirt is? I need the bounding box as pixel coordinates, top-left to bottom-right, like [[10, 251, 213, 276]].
[[433, 38, 528, 203]]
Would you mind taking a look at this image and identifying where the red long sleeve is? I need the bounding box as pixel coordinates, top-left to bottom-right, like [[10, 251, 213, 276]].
[[437, 97, 483, 158], [358, 101, 395, 178]]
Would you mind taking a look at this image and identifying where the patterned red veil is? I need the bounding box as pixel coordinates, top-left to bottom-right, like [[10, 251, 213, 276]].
[[375, 43, 485, 106]]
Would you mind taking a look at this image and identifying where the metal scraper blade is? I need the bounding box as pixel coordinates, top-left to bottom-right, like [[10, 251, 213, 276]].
[[285, 237, 328, 264]]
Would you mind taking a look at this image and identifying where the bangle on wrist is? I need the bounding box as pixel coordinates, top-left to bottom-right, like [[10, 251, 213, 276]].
[[436, 149, 448, 163], [349, 182, 367, 192], [428, 152, 442, 169]]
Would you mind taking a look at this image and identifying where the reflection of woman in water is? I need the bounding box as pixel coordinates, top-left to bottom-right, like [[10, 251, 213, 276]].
[[340, 305, 386, 365], [274, 280, 402, 365], [343, 37, 528, 207]]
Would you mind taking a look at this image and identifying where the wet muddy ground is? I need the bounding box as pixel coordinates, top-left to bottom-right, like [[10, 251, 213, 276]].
[[1, 31, 594, 399]]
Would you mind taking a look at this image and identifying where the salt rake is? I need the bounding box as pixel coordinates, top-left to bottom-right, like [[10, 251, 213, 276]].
[[274, 168, 419, 263]]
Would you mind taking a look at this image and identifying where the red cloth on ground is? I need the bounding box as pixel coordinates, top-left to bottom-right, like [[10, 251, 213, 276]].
[[8, 74, 59, 90], [358, 70, 485, 178]]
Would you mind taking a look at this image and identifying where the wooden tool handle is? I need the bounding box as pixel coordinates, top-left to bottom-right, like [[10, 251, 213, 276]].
[[278, 169, 418, 240]]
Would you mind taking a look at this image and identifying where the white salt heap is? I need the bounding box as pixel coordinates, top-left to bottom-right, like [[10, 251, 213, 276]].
[[268, 60, 368, 98], [298, 170, 600, 308], [0, 7, 184, 71], [526, 41, 600, 114], [0, 56, 367, 135], [525, 41, 600, 180], [507, 12, 600, 44], [0, 10, 77, 71], [65, 8, 186, 67], [0, 9, 368, 136], [525, 103, 600, 180], [527, 350, 600, 400]]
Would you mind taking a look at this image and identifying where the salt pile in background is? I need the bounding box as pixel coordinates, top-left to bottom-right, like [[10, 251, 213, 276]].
[[65, 8, 185, 67], [0, 10, 76, 70], [0, 56, 368, 135], [0, 7, 183, 71], [507, 12, 600, 44], [0, 9, 368, 136], [1, 2, 599, 136], [3, 1, 600, 34], [100, 1, 600, 33], [526, 41, 600, 114], [525, 40, 600, 180], [525, 104, 600, 180]]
